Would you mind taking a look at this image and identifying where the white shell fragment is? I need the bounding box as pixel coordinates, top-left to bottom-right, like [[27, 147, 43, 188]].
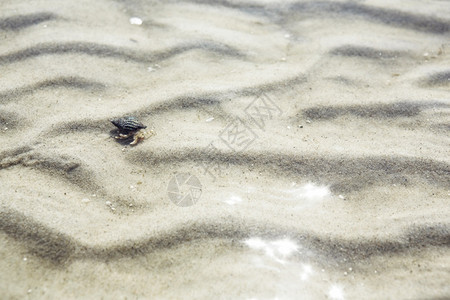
[[129, 17, 143, 25]]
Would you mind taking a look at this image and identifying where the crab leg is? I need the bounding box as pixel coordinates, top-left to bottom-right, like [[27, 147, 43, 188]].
[[115, 133, 132, 139]]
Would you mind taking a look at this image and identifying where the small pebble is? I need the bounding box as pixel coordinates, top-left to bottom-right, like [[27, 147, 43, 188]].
[[205, 117, 214, 122], [338, 195, 345, 200], [306, 120, 311, 124], [105, 201, 112, 206], [81, 198, 90, 203], [129, 17, 142, 25], [23, 257, 27, 261], [27, 289, 32, 294]]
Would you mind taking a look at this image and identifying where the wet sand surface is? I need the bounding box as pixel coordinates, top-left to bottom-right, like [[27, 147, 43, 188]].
[[0, 0, 449, 299]]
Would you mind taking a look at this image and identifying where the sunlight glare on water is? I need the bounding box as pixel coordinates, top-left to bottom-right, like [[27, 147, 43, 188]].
[[287, 183, 330, 201], [300, 264, 313, 281], [271, 239, 299, 257], [329, 284, 345, 300], [245, 182, 330, 209], [223, 194, 243, 205], [244, 237, 300, 264]]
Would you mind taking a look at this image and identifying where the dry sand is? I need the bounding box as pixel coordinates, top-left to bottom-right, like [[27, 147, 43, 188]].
[[0, 0, 449, 299]]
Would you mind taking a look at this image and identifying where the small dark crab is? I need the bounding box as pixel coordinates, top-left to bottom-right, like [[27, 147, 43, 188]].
[[111, 116, 154, 145]]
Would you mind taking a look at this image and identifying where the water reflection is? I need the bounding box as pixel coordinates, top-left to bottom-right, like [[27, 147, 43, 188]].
[[243, 237, 346, 299], [223, 194, 243, 205], [244, 237, 300, 264], [247, 182, 330, 207], [239, 183, 345, 299], [329, 284, 345, 300], [300, 264, 313, 281]]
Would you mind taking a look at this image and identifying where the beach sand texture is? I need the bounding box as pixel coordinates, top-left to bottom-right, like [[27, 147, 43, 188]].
[[0, 0, 449, 299]]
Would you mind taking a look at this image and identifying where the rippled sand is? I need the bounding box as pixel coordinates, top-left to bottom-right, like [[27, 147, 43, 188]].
[[0, 0, 449, 299]]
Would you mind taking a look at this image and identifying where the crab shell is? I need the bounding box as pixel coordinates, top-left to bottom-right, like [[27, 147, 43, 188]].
[[111, 116, 147, 133]]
